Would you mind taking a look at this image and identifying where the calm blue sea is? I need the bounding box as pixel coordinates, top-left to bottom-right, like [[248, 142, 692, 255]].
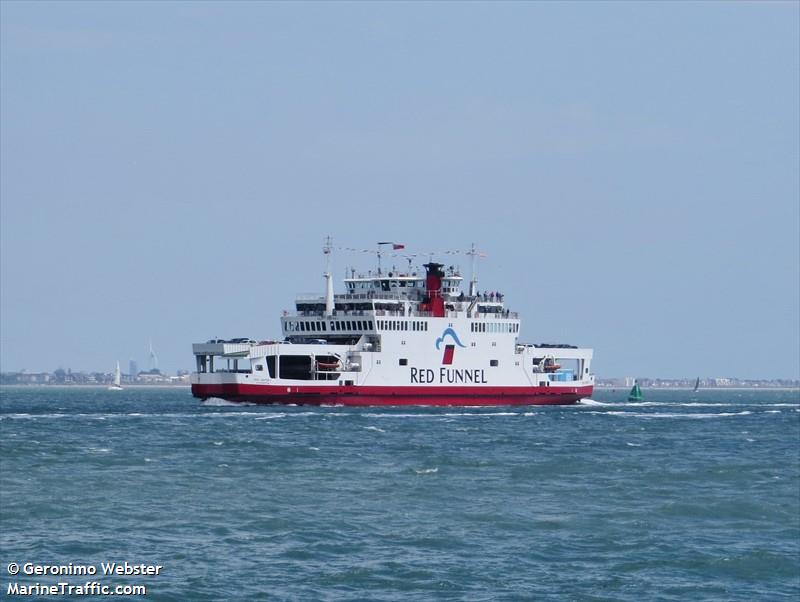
[[1, 387, 798, 601]]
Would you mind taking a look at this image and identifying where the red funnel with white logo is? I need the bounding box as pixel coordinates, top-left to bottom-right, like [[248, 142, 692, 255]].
[[422, 262, 445, 318]]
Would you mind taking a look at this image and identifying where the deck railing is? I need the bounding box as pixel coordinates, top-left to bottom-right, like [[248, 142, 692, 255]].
[[287, 309, 519, 320]]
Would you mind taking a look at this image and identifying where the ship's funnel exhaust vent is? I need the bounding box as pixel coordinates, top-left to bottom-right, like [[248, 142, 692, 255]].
[[422, 262, 445, 318]]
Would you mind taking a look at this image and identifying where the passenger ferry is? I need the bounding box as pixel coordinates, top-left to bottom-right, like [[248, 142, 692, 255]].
[[190, 242, 594, 406]]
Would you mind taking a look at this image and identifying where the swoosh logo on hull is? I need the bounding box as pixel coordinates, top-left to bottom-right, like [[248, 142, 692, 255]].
[[435, 328, 466, 350]]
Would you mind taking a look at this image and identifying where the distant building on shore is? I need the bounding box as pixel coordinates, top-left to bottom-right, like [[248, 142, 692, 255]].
[[10, 370, 51, 384], [138, 368, 169, 383]]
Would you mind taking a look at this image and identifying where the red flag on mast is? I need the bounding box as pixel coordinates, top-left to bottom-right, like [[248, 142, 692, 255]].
[[392, 243, 405, 250]]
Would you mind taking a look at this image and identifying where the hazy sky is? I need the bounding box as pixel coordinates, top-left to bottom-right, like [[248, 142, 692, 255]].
[[1, 1, 798, 379]]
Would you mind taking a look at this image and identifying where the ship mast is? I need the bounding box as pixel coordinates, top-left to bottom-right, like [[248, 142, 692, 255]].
[[323, 236, 334, 316], [467, 243, 481, 297], [376, 241, 391, 275]]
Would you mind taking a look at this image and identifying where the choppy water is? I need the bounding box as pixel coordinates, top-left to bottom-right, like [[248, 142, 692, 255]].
[[1, 387, 798, 601]]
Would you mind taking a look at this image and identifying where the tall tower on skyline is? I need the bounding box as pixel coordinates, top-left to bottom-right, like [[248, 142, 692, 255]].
[[148, 340, 159, 372], [129, 359, 138, 380]]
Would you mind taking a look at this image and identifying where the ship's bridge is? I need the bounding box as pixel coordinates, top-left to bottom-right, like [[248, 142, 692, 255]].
[[294, 268, 464, 314], [342, 268, 463, 299]]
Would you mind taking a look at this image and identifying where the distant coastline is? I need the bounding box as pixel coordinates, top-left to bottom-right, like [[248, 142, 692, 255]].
[[0, 369, 188, 387], [596, 377, 799, 390], [595, 384, 799, 391], [2, 370, 798, 390], [0, 383, 190, 389], [1, 381, 797, 391]]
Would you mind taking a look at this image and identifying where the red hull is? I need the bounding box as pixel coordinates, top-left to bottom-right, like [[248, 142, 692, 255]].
[[191, 383, 592, 406]]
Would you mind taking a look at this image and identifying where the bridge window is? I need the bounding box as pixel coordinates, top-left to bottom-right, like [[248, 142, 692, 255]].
[[399, 358, 408, 366]]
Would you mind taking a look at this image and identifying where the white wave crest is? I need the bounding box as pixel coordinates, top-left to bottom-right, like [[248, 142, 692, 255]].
[[601, 411, 753, 419], [414, 467, 438, 474], [254, 413, 287, 420], [202, 397, 247, 406], [364, 411, 521, 418], [578, 399, 608, 406]]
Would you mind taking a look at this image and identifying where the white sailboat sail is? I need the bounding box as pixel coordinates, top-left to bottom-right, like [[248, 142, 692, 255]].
[[109, 361, 123, 390]]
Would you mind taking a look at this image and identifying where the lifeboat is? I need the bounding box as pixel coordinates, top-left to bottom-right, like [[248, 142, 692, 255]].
[[315, 359, 341, 371]]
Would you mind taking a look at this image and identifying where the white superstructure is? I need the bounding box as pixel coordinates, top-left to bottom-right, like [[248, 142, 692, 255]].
[[191, 243, 593, 406]]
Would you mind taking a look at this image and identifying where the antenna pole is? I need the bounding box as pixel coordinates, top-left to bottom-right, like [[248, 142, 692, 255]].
[[469, 242, 478, 297], [323, 236, 334, 316], [323, 236, 332, 273]]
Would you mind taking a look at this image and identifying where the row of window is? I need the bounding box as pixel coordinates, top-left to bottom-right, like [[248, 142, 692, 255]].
[[285, 318, 518, 334], [345, 279, 460, 291], [471, 322, 519, 333], [398, 358, 500, 367], [347, 280, 422, 290], [378, 319, 429, 332], [285, 320, 374, 333]]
